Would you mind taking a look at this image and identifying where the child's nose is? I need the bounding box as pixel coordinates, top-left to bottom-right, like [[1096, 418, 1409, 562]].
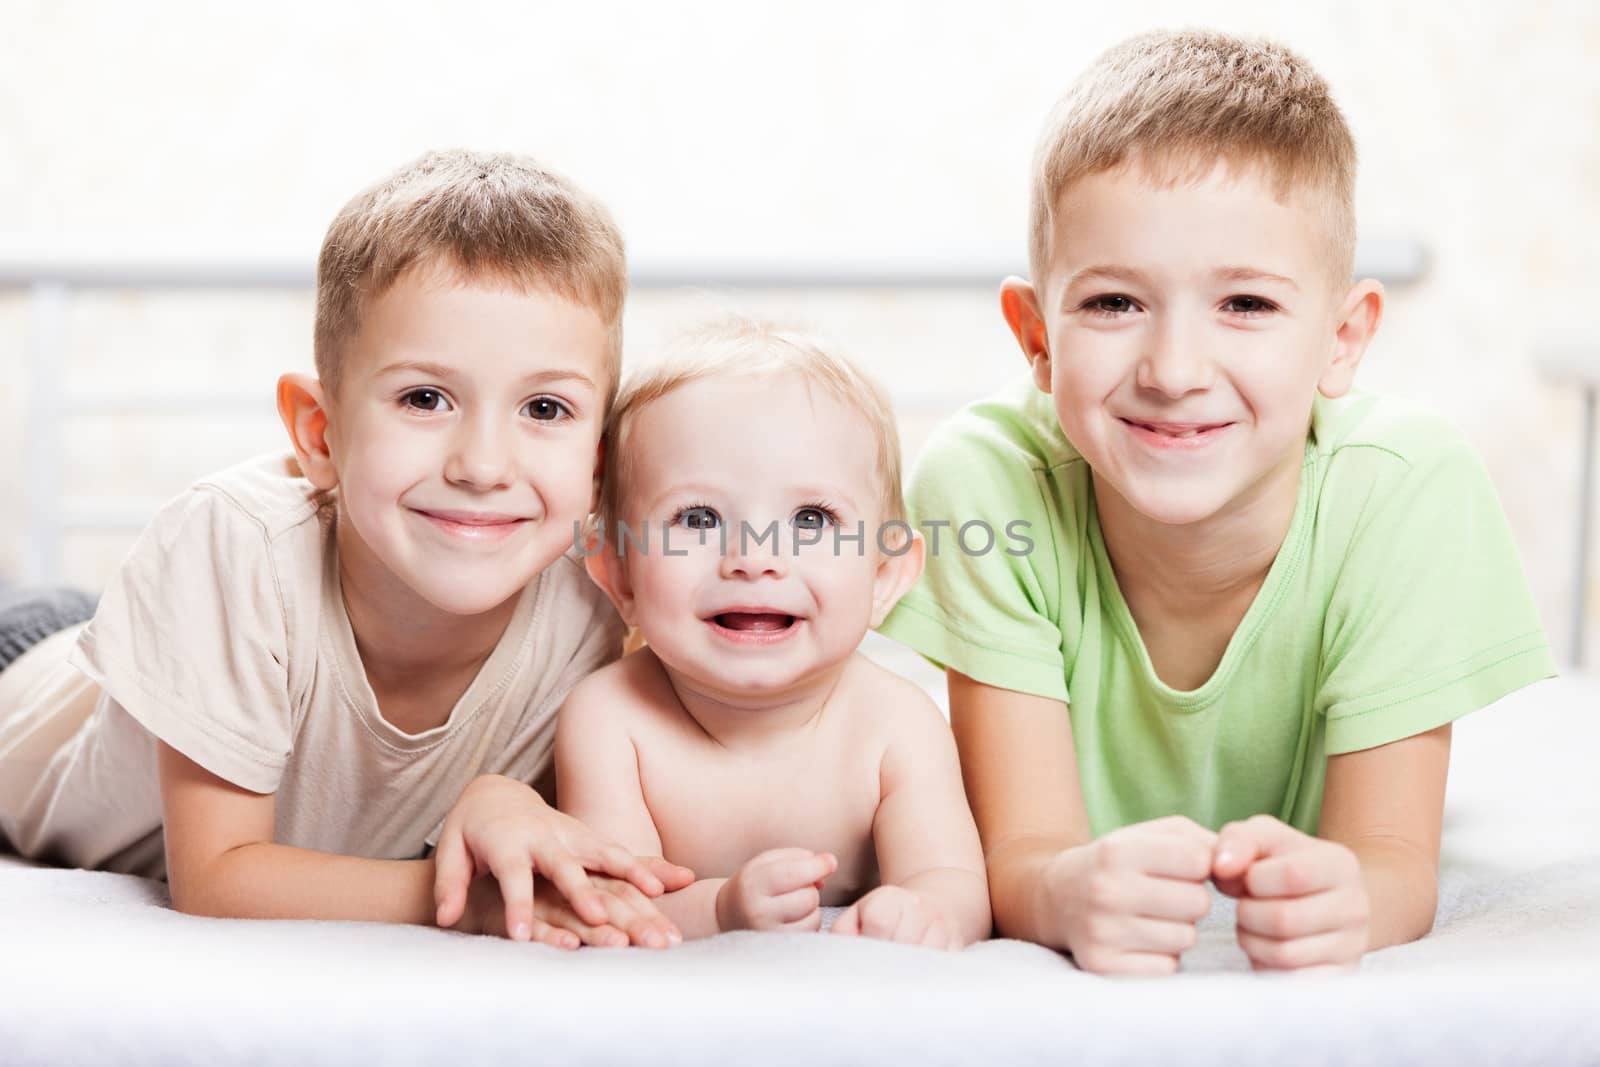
[[717, 528, 790, 581], [444, 416, 516, 491], [1136, 317, 1215, 398]]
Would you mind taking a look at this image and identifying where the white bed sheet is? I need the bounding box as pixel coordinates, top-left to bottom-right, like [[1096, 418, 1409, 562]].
[[2, 677, 1597, 1066]]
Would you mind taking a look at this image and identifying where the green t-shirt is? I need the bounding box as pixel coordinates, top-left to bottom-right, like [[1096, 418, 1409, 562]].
[[879, 379, 1555, 836]]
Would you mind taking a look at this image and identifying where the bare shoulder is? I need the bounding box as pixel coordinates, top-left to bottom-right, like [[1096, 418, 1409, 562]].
[[840, 653, 951, 744], [560, 647, 678, 732]]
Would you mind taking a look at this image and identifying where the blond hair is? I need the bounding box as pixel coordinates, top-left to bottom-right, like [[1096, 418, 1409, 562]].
[[314, 149, 627, 396], [1029, 30, 1357, 286], [597, 318, 905, 543]]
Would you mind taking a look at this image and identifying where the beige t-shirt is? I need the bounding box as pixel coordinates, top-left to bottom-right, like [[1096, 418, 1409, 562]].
[[0, 453, 624, 877]]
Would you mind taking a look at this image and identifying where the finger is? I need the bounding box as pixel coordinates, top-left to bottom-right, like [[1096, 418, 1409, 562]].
[[580, 842, 667, 898], [1213, 815, 1302, 880], [859, 897, 902, 940], [539, 905, 630, 948], [526, 918, 581, 951], [891, 907, 930, 946], [1237, 887, 1367, 940], [1244, 848, 1354, 900], [781, 908, 825, 933], [756, 852, 838, 895], [1120, 917, 1200, 956], [591, 879, 677, 949], [767, 886, 822, 925], [1125, 877, 1213, 924], [1143, 815, 1221, 847], [540, 855, 611, 928], [1238, 928, 1363, 971], [432, 829, 473, 928], [831, 904, 861, 936], [642, 856, 696, 893], [483, 848, 537, 942], [1072, 948, 1180, 977], [921, 922, 952, 951], [1098, 833, 1212, 882]]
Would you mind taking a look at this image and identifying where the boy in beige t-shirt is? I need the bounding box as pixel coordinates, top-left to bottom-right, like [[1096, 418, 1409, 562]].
[[0, 151, 689, 948]]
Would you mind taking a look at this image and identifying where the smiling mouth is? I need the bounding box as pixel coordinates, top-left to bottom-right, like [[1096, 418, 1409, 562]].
[[713, 612, 798, 632], [1120, 418, 1233, 439]]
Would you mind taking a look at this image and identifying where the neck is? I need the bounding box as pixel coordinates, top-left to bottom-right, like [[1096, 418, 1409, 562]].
[[1094, 447, 1304, 621], [653, 652, 850, 755], [336, 519, 519, 692]]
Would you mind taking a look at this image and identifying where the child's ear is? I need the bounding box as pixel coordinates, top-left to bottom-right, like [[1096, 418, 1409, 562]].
[[582, 530, 638, 626], [868, 529, 926, 629], [591, 440, 606, 515], [1319, 278, 1384, 399], [1000, 277, 1053, 394], [276, 373, 339, 490]]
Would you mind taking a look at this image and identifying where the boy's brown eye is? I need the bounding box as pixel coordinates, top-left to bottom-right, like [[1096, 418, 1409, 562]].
[[1226, 296, 1274, 313], [1087, 295, 1136, 314], [524, 397, 570, 421], [404, 389, 448, 411]]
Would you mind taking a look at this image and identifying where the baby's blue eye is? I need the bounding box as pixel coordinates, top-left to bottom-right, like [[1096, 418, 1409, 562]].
[[792, 507, 835, 530], [523, 396, 571, 421], [402, 389, 450, 412], [677, 506, 720, 530]]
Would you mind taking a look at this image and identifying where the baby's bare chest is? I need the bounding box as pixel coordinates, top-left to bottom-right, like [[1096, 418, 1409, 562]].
[[637, 741, 884, 902]]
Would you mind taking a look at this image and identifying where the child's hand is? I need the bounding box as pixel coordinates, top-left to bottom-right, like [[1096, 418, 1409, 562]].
[[1212, 815, 1370, 972], [455, 871, 682, 949], [830, 886, 963, 949], [715, 848, 838, 932], [1044, 815, 1217, 976], [434, 774, 694, 941]]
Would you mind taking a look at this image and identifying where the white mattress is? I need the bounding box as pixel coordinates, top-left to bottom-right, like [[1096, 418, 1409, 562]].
[[2, 675, 1597, 1066]]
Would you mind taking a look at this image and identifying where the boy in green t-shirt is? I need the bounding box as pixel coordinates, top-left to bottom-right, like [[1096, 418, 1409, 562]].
[[879, 30, 1555, 974]]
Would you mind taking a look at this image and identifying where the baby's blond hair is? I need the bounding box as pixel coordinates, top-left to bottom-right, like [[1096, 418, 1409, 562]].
[[1029, 29, 1357, 286], [598, 318, 904, 542], [315, 149, 627, 398]]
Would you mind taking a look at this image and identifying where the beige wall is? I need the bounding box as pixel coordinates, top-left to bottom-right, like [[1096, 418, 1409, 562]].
[[2, 1, 1597, 657]]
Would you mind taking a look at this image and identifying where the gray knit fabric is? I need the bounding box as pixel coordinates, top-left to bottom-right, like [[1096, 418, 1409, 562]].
[[0, 583, 97, 672]]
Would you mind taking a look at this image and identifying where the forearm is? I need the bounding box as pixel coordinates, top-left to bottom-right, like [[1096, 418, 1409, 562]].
[[170, 842, 438, 926], [1348, 836, 1439, 951], [984, 834, 1080, 948], [652, 878, 731, 940], [898, 866, 993, 945]]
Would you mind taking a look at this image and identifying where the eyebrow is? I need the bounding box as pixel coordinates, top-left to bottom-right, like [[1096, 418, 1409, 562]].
[[375, 360, 598, 390], [641, 483, 862, 517], [1210, 266, 1300, 291]]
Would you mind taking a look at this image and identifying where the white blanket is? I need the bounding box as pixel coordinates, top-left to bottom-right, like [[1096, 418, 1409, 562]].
[[2, 677, 1597, 1066]]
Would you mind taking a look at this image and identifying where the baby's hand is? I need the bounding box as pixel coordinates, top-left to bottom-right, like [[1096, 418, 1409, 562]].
[[1213, 815, 1370, 972], [830, 886, 962, 950], [1045, 815, 1217, 976], [434, 774, 693, 941], [456, 871, 681, 949], [716, 848, 838, 932]]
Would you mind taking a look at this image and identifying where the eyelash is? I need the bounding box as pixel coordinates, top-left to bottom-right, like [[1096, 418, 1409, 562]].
[[1076, 294, 1280, 318], [397, 389, 575, 422]]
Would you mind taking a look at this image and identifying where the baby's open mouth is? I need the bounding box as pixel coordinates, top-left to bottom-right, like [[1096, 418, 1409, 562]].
[[713, 612, 797, 632]]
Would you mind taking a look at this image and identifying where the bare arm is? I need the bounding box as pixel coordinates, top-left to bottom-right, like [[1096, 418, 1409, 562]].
[[554, 681, 725, 938], [947, 669, 1087, 946], [870, 689, 991, 945], [158, 741, 436, 923], [1318, 723, 1451, 950]]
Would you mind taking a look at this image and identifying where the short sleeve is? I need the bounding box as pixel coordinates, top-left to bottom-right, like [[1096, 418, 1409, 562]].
[[68, 486, 293, 793], [1318, 441, 1556, 754], [878, 416, 1071, 703]]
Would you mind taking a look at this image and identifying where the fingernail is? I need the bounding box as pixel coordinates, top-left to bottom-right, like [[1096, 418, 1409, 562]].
[[512, 922, 530, 941], [1216, 848, 1234, 866], [666, 930, 682, 946]]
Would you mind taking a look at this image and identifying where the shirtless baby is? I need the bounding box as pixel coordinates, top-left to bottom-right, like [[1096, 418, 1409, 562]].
[[440, 319, 991, 948]]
